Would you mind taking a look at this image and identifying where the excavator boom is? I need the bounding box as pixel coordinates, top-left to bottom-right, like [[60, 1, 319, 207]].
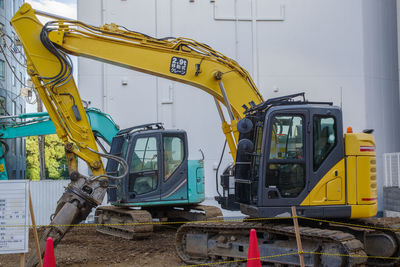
[[10, 4, 263, 266]]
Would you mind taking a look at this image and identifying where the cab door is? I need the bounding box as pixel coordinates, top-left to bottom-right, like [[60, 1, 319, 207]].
[[125, 133, 161, 202], [261, 109, 310, 207], [307, 108, 345, 205]]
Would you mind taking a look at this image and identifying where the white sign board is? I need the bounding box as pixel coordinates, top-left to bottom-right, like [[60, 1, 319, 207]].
[[0, 180, 29, 254]]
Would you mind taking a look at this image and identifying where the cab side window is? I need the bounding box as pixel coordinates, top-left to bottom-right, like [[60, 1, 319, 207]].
[[266, 115, 305, 198], [313, 116, 336, 171], [163, 136, 184, 181], [129, 137, 158, 195], [131, 137, 158, 172], [269, 116, 304, 160]]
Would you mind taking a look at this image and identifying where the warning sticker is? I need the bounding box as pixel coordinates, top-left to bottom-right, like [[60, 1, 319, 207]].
[[170, 57, 188, 75]]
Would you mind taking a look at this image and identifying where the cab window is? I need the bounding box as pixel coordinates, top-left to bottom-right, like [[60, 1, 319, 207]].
[[129, 137, 158, 195], [131, 137, 158, 172], [313, 116, 336, 171], [269, 115, 303, 160], [163, 136, 184, 181], [266, 115, 305, 198]]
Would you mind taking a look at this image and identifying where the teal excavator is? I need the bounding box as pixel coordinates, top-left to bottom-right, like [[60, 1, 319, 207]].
[[0, 107, 217, 241]]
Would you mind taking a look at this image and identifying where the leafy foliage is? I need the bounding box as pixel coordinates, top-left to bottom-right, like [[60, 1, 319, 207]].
[[26, 134, 68, 180], [26, 136, 39, 180]]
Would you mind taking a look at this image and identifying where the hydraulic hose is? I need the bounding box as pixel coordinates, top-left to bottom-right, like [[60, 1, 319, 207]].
[[85, 146, 129, 181], [215, 140, 227, 197]]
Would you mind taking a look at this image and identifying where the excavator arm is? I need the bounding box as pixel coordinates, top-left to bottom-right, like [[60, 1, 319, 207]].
[[10, 4, 263, 266]]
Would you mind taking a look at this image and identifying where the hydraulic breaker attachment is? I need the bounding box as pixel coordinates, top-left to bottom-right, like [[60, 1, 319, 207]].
[[26, 174, 108, 267]]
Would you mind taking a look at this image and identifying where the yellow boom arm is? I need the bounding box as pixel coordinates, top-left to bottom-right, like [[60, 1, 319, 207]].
[[10, 4, 263, 266]]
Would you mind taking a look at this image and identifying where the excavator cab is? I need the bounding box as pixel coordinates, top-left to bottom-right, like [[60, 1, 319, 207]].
[[238, 103, 345, 218], [106, 123, 205, 206], [95, 123, 222, 240], [219, 93, 377, 219]]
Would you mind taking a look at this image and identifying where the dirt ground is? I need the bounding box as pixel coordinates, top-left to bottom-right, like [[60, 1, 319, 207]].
[[0, 226, 183, 267]]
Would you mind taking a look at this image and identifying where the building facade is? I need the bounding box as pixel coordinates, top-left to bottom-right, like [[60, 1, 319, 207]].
[[0, 0, 26, 179], [77, 0, 400, 211]]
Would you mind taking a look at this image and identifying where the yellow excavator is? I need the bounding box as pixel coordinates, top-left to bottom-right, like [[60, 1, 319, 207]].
[[11, 3, 396, 266]]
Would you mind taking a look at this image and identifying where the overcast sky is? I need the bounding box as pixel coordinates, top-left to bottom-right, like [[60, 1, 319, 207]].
[[25, 0, 77, 19]]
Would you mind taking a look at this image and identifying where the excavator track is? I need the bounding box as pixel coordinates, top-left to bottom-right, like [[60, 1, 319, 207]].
[[94, 204, 223, 239], [95, 206, 153, 239], [326, 217, 400, 266], [176, 221, 366, 266]]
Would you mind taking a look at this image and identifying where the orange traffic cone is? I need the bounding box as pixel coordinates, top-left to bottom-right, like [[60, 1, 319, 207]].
[[247, 229, 261, 267], [43, 237, 56, 267]]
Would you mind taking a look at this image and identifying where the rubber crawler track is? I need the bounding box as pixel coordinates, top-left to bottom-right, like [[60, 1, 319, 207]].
[[176, 221, 367, 266], [95, 205, 222, 239], [348, 217, 400, 266]]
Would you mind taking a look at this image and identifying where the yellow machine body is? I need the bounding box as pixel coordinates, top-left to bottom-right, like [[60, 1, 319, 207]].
[[301, 132, 377, 218]]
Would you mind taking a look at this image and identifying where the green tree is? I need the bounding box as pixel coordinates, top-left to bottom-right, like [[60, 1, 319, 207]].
[[26, 134, 68, 180], [26, 136, 40, 180]]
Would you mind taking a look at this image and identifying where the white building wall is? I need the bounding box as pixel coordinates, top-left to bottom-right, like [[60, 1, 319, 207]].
[[78, 0, 400, 211], [29, 180, 108, 225], [29, 180, 70, 225], [363, 0, 400, 210]]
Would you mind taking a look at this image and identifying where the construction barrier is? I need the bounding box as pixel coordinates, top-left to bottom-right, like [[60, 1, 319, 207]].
[[5, 215, 400, 231]]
